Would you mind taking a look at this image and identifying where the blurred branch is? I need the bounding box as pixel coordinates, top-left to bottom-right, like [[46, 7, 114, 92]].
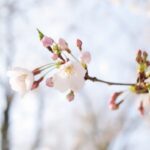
[[1, 0, 17, 149], [1, 93, 13, 150], [73, 90, 126, 150], [32, 92, 45, 150]]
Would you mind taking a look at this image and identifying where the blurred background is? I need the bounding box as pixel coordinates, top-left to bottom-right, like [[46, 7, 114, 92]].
[[1, 0, 150, 150]]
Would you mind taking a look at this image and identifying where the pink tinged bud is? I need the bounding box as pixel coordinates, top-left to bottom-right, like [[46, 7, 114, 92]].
[[80, 51, 91, 64], [109, 103, 119, 110], [76, 39, 82, 50], [138, 101, 144, 116], [136, 49, 142, 63], [51, 53, 58, 60], [137, 49, 142, 56], [66, 91, 74, 102], [46, 77, 54, 87], [58, 38, 69, 51], [108, 92, 123, 110], [32, 68, 41, 75], [109, 100, 124, 110], [143, 51, 148, 58], [41, 36, 54, 48], [31, 77, 44, 90]]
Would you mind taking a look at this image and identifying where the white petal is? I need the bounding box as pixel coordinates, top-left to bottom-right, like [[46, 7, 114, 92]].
[[53, 73, 69, 92], [7, 67, 34, 94], [9, 77, 26, 93], [69, 76, 85, 92], [25, 72, 34, 91]]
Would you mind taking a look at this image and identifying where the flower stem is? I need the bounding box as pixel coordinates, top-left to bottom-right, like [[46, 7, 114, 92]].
[[40, 64, 55, 71], [43, 66, 56, 77], [36, 63, 55, 70], [85, 74, 135, 86], [70, 53, 80, 63]]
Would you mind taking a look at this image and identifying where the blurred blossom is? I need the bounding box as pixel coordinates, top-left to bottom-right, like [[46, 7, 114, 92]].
[[7, 67, 34, 95], [80, 51, 91, 64]]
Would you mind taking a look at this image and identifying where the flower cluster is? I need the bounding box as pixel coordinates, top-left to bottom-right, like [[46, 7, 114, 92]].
[[7, 30, 91, 101], [7, 30, 150, 115], [109, 50, 150, 115]]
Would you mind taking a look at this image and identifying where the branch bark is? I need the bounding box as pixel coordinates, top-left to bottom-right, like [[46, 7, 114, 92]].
[[85, 74, 135, 86]]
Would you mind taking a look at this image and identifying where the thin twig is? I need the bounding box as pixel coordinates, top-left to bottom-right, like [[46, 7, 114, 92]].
[[85, 74, 135, 86]]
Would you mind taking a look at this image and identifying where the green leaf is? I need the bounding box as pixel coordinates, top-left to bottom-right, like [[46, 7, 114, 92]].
[[37, 28, 44, 40]]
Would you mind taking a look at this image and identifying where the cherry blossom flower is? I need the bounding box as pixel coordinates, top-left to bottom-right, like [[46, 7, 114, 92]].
[[7, 67, 34, 94], [7, 30, 150, 115], [52, 61, 86, 92], [80, 51, 91, 64]]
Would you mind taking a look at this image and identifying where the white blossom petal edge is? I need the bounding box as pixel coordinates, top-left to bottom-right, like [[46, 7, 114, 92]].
[[53, 61, 86, 92], [7, 67, 34, 94]]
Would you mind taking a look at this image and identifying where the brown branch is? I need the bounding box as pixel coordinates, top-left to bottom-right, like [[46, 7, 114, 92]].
[[85, 74, 135, 86]]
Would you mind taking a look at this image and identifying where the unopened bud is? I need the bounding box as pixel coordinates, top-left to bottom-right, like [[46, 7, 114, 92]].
[[51, 53, 58, 60], [146, 61, 150, 66], [41, 36, 54, 48], [137, 49, 142, 57], [66, 91, 74, 102], [76, 39, 82, 50], [109, 103, 119, 110], [108, 92, 123, 110], [109, 99, 124, 110], [136, 56, 141, 63], [138, 101, 144, 116], [80, 51, 91, 64], [143, 51, 148, 61], [58, 38, 70, 53], [31, 77, 44, 90], [136, 50, 142, 63], [32, 68, 41, 75], [46, 77, 54, 87]]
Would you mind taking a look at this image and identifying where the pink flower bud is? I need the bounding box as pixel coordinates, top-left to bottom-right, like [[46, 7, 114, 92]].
[[51, 53, 58, 60], [32, 68, 41, 75], [76, 39, 82, 50], [108, 92, 123, 110], [109, 100, 124, 110], [46, 77, 54, 87], [58, 38, 69, 50], [32, 77, 44, 90], [109, 103, 119, 110], [137, 49, 142, 56], [66, 91, 74, 102], [80, 51, 91, 64], [138, 101, 144, 116], [143, 51, 148, 58], [41, 36, 54, 48]]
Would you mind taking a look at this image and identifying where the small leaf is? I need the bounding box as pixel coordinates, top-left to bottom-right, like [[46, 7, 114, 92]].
[[37, 28, 44, 40]]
